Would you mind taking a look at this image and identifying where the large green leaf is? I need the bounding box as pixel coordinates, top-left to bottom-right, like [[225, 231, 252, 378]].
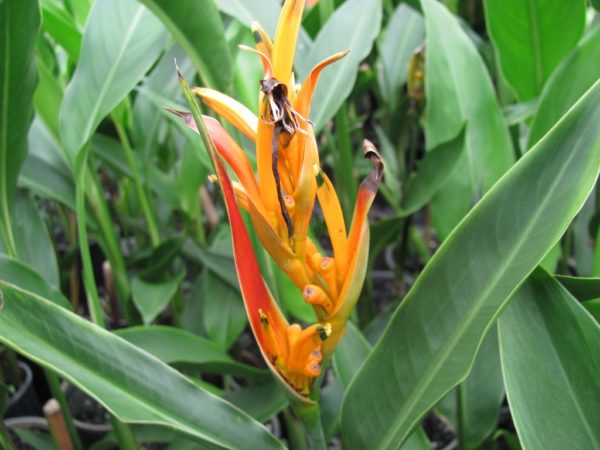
[[0, 283, 284, 449], [499, 269, 600, 450], [0, 254, 69, 309], [0, 0, 40, 257], [341, 79, 600, 449], [528, 25, 600, 148], [483, 0, 586, 101], [115, 326, 267, 379], [296, 0, 382, 129], [21, 119, 76, 208], [138, 0, 231, 91], [436, 326, 504, 449], [11, 191, 59, 288], [59, 0, 166, 159], [377, 3, 425, 106], [422, 0, 513, 239], [40, 0, 82, 60]]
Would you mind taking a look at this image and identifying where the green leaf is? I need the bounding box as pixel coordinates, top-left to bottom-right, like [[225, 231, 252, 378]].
[[437, 326, 504, 449], [115, 326, 267, 380], [499, 269, 600, 450], [556, 274, 600, 302], [224, 382, 288, 422], [400, 126, 465, 216], [0, 254, 70, 309], [0, 0, 40, 257], [40, 0, 81, 59], [377, 3, 425, 105], [333, 321, 371, 389], [11, 191, 59, 288], [0, 283, 284, 449], [528, 25, 600, 148], [21, 119, 74, 208], [59, 0, 166, 160], [423, 0, 513, 239], [138, 0, 232, 91], [34, 54, 64, 139], [341, 79, 600, 449], [297, 0, 382, 130], [218, 0, 312, 61], [483, 0, 586, 101], [131, 271, 186, 325], [582, 298, 600, 322], [203, 270, 248, 350]]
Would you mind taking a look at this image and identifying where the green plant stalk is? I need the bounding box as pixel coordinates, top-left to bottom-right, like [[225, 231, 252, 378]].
[[74, 149, 137, 450], [85, 165, 131, 306], [0, 419, 15, 450], [290, 397, 327, 450], [282, 408, 309, 450], [45, 370, 84, 450], [112, 114, 160, 247], [334, 107, 358, 222]]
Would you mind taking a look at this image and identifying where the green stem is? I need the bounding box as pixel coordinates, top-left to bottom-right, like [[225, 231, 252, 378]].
[[45, 371, 84, 450], [0, 419, 15, 450], [292, 401, 327, 450], [112, 114, 160, 247], [74, 149, 137, 450]]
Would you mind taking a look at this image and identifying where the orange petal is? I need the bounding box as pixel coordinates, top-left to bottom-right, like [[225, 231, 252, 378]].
[[238, 45, 273, 79], [295, 51, 349, 119], [314, 166, 348, 278], [192, 88, 258, 141], [292, 134, 317, 259], [272, 0, 306, 90], [252, 21, 274, 61]]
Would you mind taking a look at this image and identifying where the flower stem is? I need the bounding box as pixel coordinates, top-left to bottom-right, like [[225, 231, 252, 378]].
[[292, 401, 327, 450], [112, 114, 160, 247]]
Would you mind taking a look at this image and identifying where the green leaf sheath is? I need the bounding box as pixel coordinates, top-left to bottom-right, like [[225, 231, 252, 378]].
[[499, 269, 600, 450], [341, 79, 600, 449], [484, 0, 586, 101], [0, 283, 284, 450], [0, 0, 40, 257]]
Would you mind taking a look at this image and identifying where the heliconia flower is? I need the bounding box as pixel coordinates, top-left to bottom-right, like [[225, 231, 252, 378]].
[[171, 0, 382, 398]]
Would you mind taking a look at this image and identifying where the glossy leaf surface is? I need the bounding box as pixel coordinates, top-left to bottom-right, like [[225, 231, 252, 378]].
[[0, 283, 284, 449], [59, 0, 166, 159], [139, 0, 232, 91], [424, 0, 513, 239], [484, 0, 586, 101], [499, 270, 600, 450], [342, 79, 600, 449]]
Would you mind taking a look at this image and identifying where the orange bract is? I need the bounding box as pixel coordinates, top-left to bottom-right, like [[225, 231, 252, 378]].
[[172, 0, 382, 398]]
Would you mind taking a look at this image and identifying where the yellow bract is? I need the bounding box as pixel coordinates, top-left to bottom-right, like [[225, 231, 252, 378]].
[[193, 0, 382, 396]]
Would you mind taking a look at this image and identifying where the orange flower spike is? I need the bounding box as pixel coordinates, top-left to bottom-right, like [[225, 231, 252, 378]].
[[295, 51, 350, 119], [213, 148, 325, 399], [314, 166, 348, 277], [272, 0, 306, 92], [192, 87, 258, 141]]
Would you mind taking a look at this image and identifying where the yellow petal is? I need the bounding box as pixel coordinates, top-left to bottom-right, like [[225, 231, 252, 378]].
[[238, 44, 273, 78], [314, 166, 348, 278], [272, 0, 306, 90], [251, 21, 274, 61], [295, 51, 349, 119], [193, 88, 258, 141]]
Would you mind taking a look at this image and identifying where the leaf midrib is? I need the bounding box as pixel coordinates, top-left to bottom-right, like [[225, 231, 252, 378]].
[[378, 118, 586, 449], [79, 6, 144, 152]]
